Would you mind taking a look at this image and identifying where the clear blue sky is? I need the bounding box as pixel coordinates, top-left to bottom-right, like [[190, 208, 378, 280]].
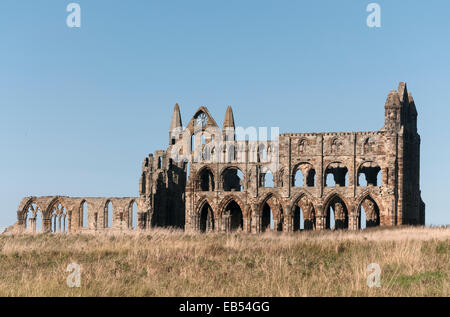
[[1, 0, 449, 230]]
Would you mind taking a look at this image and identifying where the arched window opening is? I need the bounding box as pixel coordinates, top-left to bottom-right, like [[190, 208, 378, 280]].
[[130, 201, 138, 229], [262, 169, 274, 188], [82, 201, 88, 228], [359, 196, 380, 229], [199, 168, 215, 191], [226, 145, 236, 162], [326, 196, 348, 230], [158, 157, 162, 169], [222, 168, 243, 192], [51, 203, 67, 233], [200, 202, 214, 233], [293, 164, 316, 187], [25, 203, 44, 233], [191, 134, 195, 153], [105, 201, 113, 228], [331, 138, 343, 154], [358, 163, 381, 186], [201, 134, 206, 145], [224, 200, 243, 232], [325, 164, 348, 187]]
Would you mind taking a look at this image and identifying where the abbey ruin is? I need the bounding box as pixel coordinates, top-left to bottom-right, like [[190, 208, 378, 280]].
[[9, 82, 425, 234]]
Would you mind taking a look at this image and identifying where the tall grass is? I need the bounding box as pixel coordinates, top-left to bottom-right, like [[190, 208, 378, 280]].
[[0, 226, 448, 297]]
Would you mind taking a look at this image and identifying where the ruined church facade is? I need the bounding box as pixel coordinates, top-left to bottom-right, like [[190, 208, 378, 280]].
[[11, 82, 425, 234]]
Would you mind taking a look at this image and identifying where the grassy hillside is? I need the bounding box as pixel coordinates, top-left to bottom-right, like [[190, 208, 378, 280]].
[[0, 226, 448, 297]]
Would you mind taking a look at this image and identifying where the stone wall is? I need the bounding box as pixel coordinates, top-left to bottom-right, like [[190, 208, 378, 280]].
[[10, 82, 425, 234]]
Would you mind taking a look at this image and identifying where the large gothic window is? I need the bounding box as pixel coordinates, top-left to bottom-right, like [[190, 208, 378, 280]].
[[195, 112, 208, 127]]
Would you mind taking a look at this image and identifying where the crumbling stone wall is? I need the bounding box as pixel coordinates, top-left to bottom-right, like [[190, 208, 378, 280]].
[[16, 196, 139, 233], [11, 82, 424, 234]]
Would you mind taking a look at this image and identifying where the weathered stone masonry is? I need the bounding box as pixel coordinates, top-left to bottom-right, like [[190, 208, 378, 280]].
[[10, 82, 425, 234]]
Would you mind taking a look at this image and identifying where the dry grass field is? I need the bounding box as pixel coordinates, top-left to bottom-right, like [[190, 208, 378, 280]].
[[0, 226, 448, 297]]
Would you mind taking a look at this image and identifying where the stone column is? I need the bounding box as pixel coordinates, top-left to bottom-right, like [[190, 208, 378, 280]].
[[43, 217, 52, 233], [315, 205, 325, 230], [283, 204, 291, 232], [223, 214, 230, 233], [137, 212, 147, 230]]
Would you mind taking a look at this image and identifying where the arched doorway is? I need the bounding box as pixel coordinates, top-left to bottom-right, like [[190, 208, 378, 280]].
[[224, 200, 243, 232], [261, 203, 274, 232], [292, 196, 316, 231], [325, 196, 348, 230], [359, 196, 380, 229], [200, 202, 214, 233], [260, 195, 283, 232], [199, 168, 215, 191]]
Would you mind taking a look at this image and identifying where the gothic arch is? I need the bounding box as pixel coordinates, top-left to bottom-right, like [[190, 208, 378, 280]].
[[19, 197, 42, 220], [357, 161, 382, 186], [258, 192, 282, 217], [356, 194, 381, 229], [220, 166, 244, 192], [20, 198, 44, 232], [79, 199, 89, 228], [185, 107, 220, 134], [127, 199, 138, 229], [290, 193, 316, 231], [218, 195, 246, 217], [197, 166, 216, 191], [197, 199, 215, 233], [218, 196, 245, 232], [324, 161, 349, 187], [323, 193, 350, 230], [48, 199, 69, 233], [260, 165, 275, 188], [103, 199, 114, 228], [258, 193, 283, 232], [292, 162, 316, 187]]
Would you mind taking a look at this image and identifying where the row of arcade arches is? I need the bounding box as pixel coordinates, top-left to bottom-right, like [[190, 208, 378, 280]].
[[197, 194, 381, 233], [197, 161, 383, 193], [23, 199, 139, 233]]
